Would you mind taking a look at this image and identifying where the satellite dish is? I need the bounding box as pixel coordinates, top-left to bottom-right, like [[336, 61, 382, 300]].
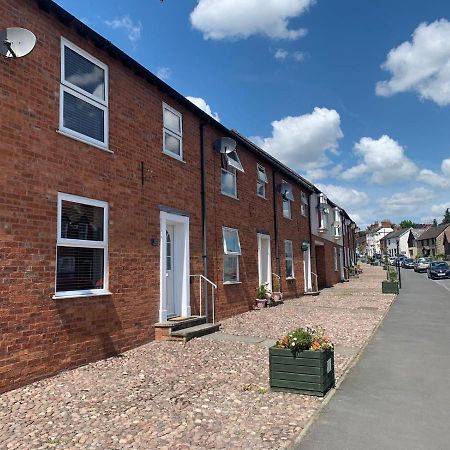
[[213, 137, 237, 154], [1, 28, 36, 58]]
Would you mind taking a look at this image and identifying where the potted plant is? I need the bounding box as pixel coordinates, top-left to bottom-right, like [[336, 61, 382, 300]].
[[382, 268, 399, 294], [270, 326, 334, 396], [255, 283, 268, 309], [271, 276, 282, 302]]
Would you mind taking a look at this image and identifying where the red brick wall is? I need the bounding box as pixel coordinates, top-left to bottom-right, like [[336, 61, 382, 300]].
[[0, 0, 340, 393], [313, 239, 342, 289]]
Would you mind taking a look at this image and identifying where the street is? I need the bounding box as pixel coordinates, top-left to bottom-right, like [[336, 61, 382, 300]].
[[295, 267, 450, 450]]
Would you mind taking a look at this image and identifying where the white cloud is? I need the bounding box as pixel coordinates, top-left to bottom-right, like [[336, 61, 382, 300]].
[[316, 184, 370, 226], [252, 107, 343, 171], [344, 135, 418, 184], [275, 49, 289, 60], [317, 184, 369, 210], [190, 0, 315, 41], [186, 96, 220, 121], [418, 169, 450, 188], [304, 164, 343, 181], [292, 51, 305, 61], [341, 163, 368, 181], [418, 157, 450, 188], [431, 202, 450, 215], [378, 187, 436, 215], [273, 48, 305, 62], [156, 67, 172, 81], [105, 15, 142, 42], [442, 157, 450, 176], [376, 19, 450, 106]]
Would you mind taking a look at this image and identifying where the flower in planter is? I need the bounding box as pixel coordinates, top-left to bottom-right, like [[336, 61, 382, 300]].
[[276, 326, 334, 356]]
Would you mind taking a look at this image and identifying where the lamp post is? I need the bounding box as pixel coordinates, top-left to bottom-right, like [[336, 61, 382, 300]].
[[397, 240, 402, 289]]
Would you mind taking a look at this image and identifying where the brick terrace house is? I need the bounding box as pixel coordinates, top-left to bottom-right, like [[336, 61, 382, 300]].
[[416, 224, 450, 259], [0, 0, 357, 393]]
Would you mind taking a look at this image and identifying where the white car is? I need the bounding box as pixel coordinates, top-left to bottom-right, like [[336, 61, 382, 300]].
[[414, 257, 432, 273], [388, 257, 396, 265]]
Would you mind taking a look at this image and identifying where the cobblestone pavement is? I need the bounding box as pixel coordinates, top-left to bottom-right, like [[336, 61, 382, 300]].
[[0, 265, 394, 450]]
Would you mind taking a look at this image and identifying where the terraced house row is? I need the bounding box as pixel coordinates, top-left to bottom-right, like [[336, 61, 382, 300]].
[[0, 0, 358, 393]]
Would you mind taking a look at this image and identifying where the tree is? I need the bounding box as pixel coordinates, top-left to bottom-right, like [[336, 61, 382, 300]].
[[399, 219, 415, 228], [433, 219, 438, 227], [441, 208, 450, 225]]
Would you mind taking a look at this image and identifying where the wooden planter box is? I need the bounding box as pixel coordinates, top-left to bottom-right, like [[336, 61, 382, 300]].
[[269, 347, 335, 397], [382, 280, 399, 294]]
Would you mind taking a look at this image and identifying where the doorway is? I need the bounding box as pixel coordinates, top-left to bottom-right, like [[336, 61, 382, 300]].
[[159, 211, 191, 322], [303, 245, 312, 292], [257, 233, 272, 291]]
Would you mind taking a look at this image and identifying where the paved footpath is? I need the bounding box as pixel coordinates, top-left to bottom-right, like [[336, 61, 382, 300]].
[[295, 268, 450, 450]]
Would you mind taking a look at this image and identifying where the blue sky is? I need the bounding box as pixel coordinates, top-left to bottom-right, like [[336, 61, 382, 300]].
[[56, 0, 450, 227]]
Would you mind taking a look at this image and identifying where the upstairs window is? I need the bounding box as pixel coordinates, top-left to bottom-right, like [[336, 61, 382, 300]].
[[56, 193, 108, 298], [223, 227, 241, 283], [280, 181, 294, 219], [285, 240, 294, 279], [256, 164, 268, 198], [300, 192, 308, 216], [221, 167, 237, 198], [163, 103, 183, 160], [226, 150, 244, 173], [318, 194, 328, 230], [60, 38, 109, 148]]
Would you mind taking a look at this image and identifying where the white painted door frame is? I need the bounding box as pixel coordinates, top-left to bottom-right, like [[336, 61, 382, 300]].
[[303, 245, 312, 292], [159, 211, 191, 322], [339, 247, 345, 281], [257, 233, 272, 291]]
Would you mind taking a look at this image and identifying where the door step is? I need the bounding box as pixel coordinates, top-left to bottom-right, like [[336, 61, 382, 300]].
[[304, 290, 320, 296], [171, 323, 221, 342]]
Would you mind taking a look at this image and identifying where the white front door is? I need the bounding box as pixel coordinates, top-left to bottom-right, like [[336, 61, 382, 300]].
[[165, 225, 176, 317], [159, 212, 191, 323], [339, 248, 345, 281], [303, 246, 312, 292], [257, 234, 272, 290]]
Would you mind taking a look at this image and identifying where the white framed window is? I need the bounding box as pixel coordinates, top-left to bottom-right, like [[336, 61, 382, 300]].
[[55, 193, 109, 298], [282, 198, 291, 219], [334, 247, 338, 271], [285, 240, 294, 279], [280, 181, 294, 219], [334, 225, 341, 239], [226, 150, 244, 173], [59, 38, 109, 149], [300, 192, 308, 216], [223, 227, 241, 283], [221, 167, 237, 198], [256, 164, 268, 198], [163, 103, 183, 160]]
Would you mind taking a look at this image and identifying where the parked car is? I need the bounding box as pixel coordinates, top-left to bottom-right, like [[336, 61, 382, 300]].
[[402, 258, 415, 269], [427, 261, 450, 279], [388, 256, 396, 265], [395, 255, 406, 266], [414, 257, 432, 273]]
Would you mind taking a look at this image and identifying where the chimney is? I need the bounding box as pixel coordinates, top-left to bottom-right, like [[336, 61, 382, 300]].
[[381, 219, 391, 228]]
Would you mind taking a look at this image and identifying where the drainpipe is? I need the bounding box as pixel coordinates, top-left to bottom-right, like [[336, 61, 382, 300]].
[[200, 123, 209, 319], [307, 192, 314, 289], [272, 168, 280, 281]]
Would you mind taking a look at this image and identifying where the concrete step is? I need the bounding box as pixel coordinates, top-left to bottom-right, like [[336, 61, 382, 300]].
[[304, 290, 320, 296], [171, 323, 221, 342], [168, 316, 207, 332]]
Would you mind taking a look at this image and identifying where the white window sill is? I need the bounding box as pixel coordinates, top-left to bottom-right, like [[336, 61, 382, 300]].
[[162, 149, 186, 163], [223, 281, 242, 285], [257, 194, 266, 200], [286, 277, 295, 280], [52, 290, 112, 300], [57, 129, 112, 153], [221, 192, 239, 200]]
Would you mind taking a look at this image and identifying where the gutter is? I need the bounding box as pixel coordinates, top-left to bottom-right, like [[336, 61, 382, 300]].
[[272, 168, 281, 284]]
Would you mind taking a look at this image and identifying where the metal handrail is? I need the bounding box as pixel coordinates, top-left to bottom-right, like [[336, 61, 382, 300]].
[[190, 274, 218, 324]]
